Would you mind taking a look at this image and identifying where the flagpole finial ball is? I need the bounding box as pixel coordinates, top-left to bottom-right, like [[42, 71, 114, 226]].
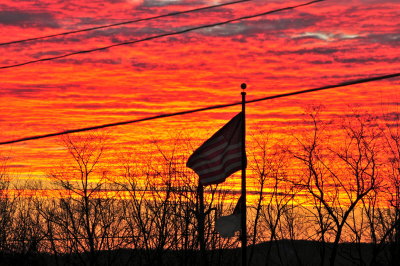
[[241, 83, 247, 90]]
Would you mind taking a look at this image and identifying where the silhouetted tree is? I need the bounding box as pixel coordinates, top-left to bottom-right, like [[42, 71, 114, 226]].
[[43, 133, 122, 266], [293, 110, 381, 266], [0, 154, 14, 262], [247, 131, 302, 266]]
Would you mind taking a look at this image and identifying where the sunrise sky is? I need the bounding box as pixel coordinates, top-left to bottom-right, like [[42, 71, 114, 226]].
[[0, 0, 399, 186]]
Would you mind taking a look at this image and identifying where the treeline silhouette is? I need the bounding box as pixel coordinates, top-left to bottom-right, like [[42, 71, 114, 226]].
[[0, 108, 399, 266]]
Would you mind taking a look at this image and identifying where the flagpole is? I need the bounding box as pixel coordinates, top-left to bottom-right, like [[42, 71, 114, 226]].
[[240, 83, 247, 266], [198, 183, 207, 266]]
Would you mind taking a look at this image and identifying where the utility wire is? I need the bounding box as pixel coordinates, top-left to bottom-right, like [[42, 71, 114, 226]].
[[0, 0, 324, 70], [1, 72, 399, 146], [0, 0, 251, 47]]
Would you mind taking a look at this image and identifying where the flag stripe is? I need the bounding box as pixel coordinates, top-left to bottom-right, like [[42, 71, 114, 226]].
[[187, 141, 229, 167], [188, 143, 241, 170], [192, 135, 226, 155], [199, 157, 242, 178], [201, 161, 242, 185], [195, 149, 242, 175]]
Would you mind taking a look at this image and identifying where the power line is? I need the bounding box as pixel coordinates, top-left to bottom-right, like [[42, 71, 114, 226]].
[[0, 0, 250, 47], [0, 0, 324, 70], [1, 72, 399, 146]]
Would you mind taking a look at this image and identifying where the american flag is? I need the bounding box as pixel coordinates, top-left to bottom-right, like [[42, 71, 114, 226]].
[[215, 196, 243, 238], [186, 112, 246, 185]]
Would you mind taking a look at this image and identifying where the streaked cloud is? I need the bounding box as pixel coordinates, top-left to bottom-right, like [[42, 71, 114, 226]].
[[0, 0, 399, 180], [293, 32, 360, 41], [0, 10, 60, 28]]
